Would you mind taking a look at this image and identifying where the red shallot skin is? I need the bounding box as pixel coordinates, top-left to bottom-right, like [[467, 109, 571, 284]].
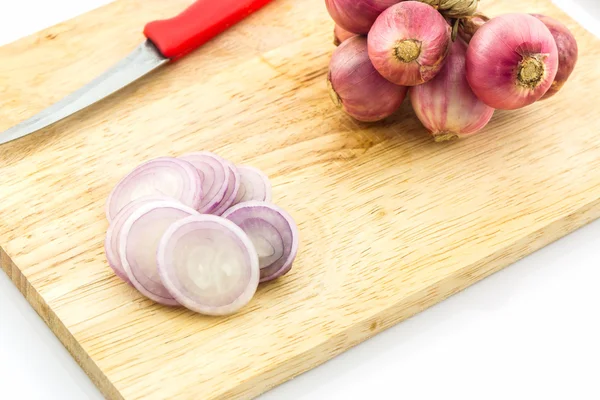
[[367, 1, 452, 86], [333, 24, 358, 46], [325, 0, 402, 35], [466, 13, 559, 110], [410, 39, 494, 142], [531, 14, 579, 100], [457, 14, 489, 43], [328, 36, 408, 122]]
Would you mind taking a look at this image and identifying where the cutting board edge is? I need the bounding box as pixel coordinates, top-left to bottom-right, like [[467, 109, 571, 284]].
[[4, 194, 598, 400], [226, 195, 600, 400], [0, 246, 122, 400]]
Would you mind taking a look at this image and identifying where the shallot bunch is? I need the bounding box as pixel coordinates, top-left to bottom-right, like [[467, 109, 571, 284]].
[[324, 0, 579, 142]]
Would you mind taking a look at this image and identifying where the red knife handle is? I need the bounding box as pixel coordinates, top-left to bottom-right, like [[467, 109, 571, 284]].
[[144, 0, 273, 61]]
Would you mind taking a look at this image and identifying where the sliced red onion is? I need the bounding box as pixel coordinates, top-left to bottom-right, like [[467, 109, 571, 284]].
[[157, 215, 260, 316], [104, 195, 172, 284], [119, 200, 199, 305], [179, 152, 231, 213], [211, 161, 240, 216], [222, 201, 299, 283], [231, 165, 272, 206], [106, 157, 202, 221]]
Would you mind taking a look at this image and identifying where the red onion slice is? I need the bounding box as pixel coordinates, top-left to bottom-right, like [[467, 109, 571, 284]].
[[106, 157, 202, 221], [104, 195, 172, 284], [211, 161, 240, 216], [179, 152, 231, 214], [119, 200, 199, 305], [231, 165, 272, 206], [222, 201, 299, 282], [157, 215, 260, 316]]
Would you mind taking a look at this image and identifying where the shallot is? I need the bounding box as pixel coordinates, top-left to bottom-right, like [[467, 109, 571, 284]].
[[119, 200, 199, 305], [410, 38, 494, 142], [222, 201, 299, 283], [333, 24, 357, 46], [106, 157, 202, 221], [466, 13, 559, 110], [325, 0, 402, 35], [328, 36, 408, 122], [531, 14, 579, 100], [367, 1, 452, 86], [157, 214, 260, 316]]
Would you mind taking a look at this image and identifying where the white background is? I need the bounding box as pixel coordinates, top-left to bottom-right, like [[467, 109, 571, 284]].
[[1, 1, 599, 399]]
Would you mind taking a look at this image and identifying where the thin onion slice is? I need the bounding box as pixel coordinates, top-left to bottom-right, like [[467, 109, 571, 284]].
[[106, 157, 202, 221], [231, 165, 272, 207], [211, 161, 240, 216], [179, 152, 231, 214], [104, 195, 172, 284], [119, 200, 199, 305], [157, 214, 260, 316], [222, 201, 299, 282]]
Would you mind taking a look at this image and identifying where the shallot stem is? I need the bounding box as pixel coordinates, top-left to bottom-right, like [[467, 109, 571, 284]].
[[451, 18, 460, 41], [458, 13, 490, 43], [417, 0, 478, 18]]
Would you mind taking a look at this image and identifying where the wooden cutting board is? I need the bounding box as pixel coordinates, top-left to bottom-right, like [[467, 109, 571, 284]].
[[1, 0, 599, 399]]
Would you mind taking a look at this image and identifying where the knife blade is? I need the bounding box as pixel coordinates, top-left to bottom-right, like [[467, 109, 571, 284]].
[[0, 0, 273, 146]]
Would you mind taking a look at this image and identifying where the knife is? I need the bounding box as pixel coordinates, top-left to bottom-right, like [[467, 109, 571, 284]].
[[0, 0, 273, 146]]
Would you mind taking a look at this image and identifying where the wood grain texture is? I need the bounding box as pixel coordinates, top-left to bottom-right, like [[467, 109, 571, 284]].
[[1, 0, 599, 399]]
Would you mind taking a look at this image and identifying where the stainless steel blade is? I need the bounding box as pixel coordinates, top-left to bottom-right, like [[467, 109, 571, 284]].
[[0, 40, 169, 146]]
